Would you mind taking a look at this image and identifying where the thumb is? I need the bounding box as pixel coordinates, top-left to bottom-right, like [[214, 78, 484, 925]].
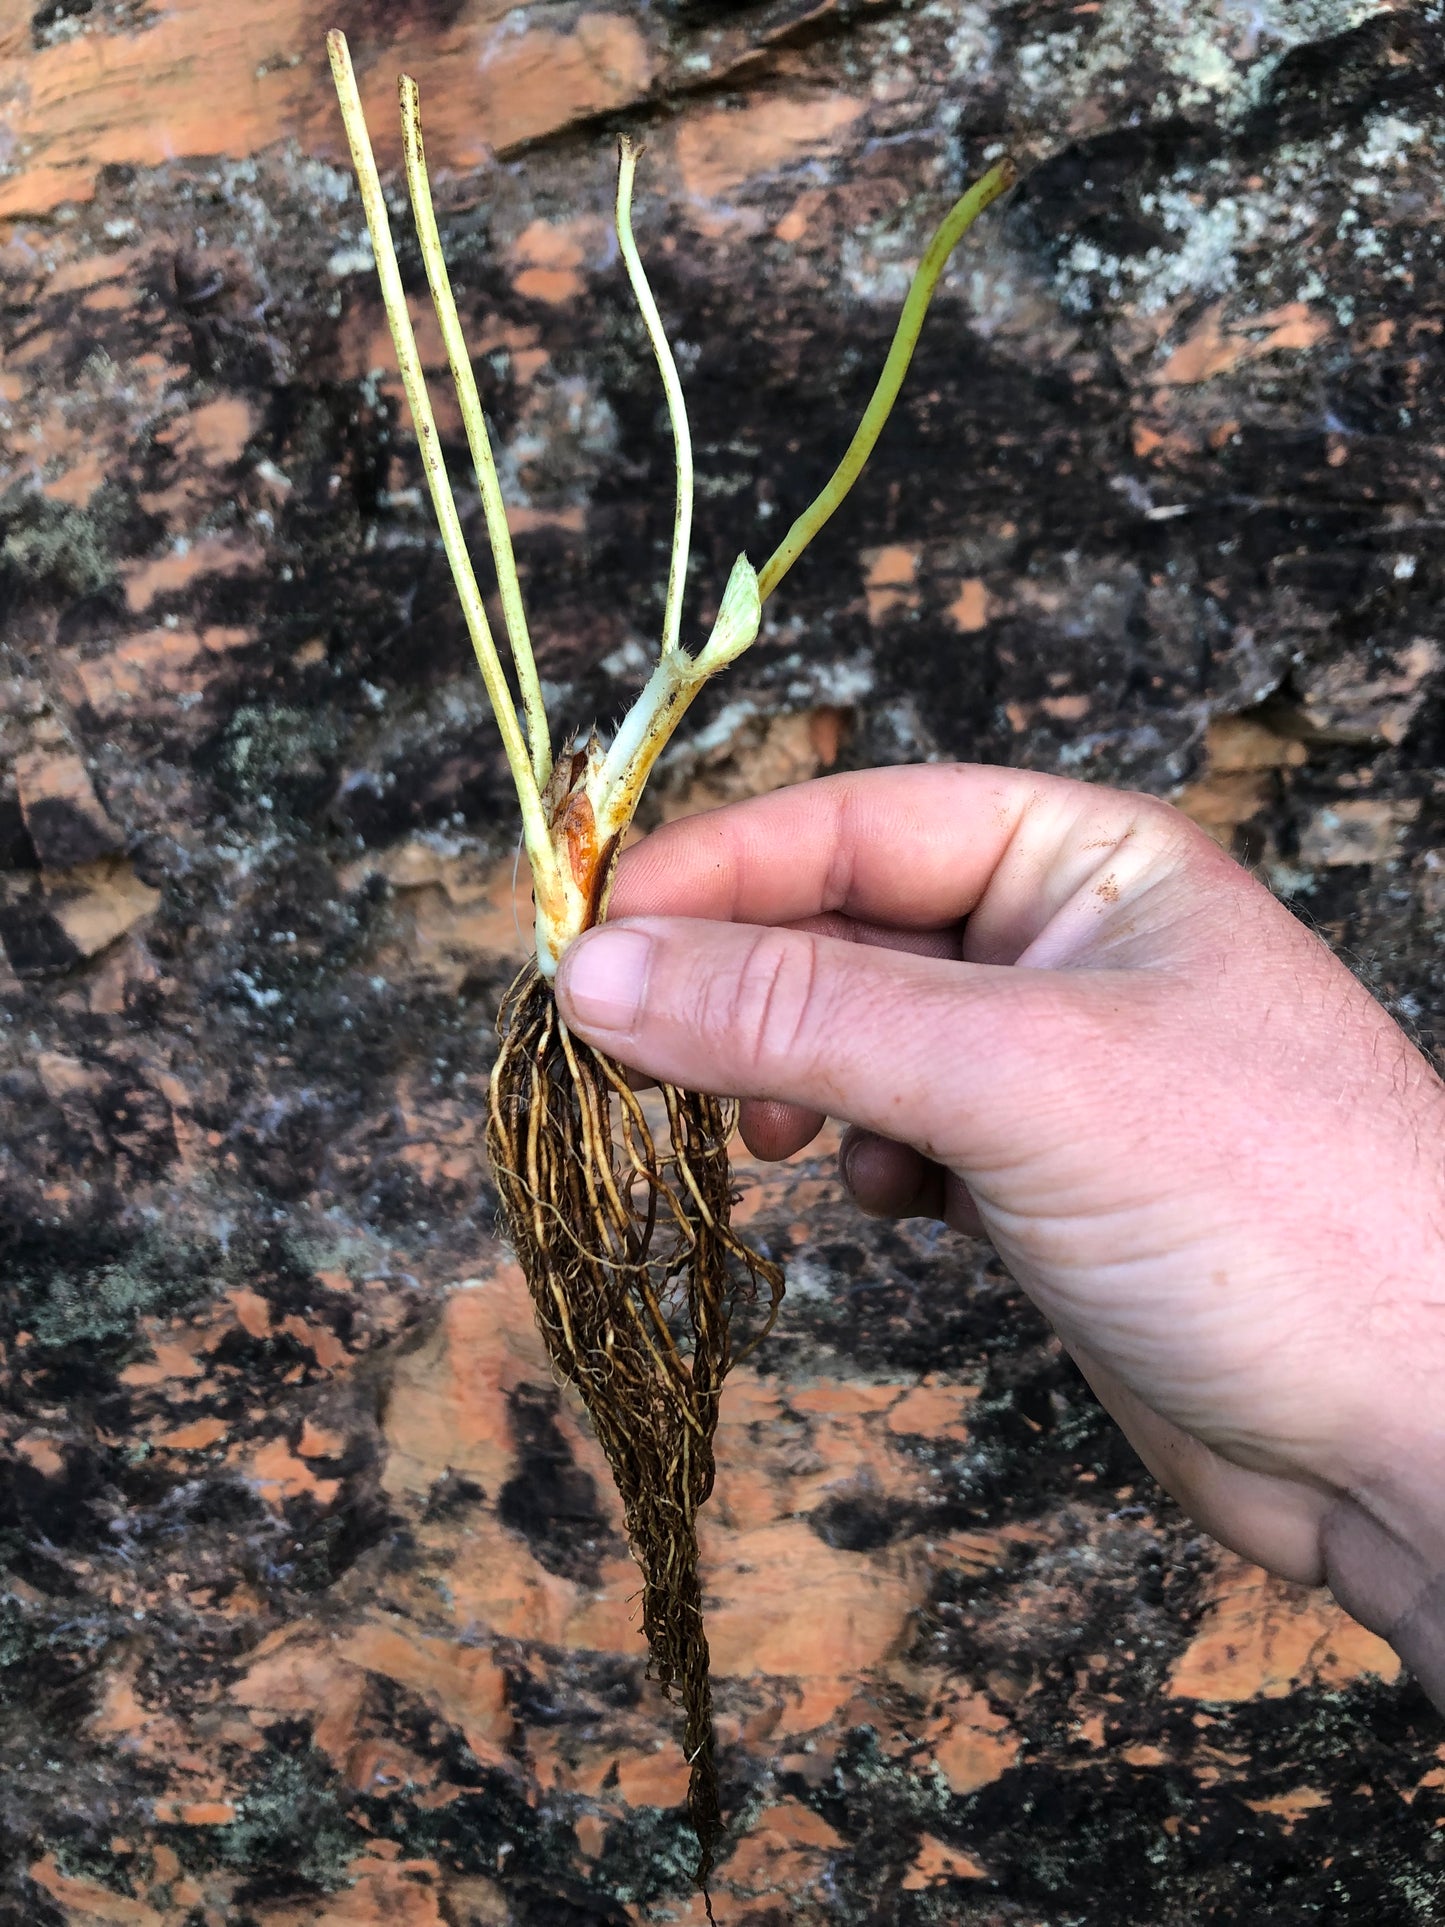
[[553, 915, 1126, 1171]]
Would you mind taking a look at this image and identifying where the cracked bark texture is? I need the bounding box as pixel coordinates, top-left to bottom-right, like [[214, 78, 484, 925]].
[[1, 1, 1444, 1923]]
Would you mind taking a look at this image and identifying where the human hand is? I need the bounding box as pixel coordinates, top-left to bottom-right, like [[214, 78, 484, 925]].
[[554, 764, 1445, 1702]]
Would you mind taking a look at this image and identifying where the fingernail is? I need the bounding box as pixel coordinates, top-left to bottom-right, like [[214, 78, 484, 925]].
[[559, 926, 653, 1033]]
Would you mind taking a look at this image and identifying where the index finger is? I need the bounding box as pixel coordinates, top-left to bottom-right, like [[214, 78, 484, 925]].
[[610, 763, 1196, 963]]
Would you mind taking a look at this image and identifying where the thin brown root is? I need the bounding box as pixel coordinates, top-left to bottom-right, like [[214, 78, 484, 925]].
[[487, 963, 784, 1888]]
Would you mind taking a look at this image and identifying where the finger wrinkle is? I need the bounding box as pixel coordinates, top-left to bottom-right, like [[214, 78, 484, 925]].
[[733, 925, 826, 1090], [821, 781, 858, 915]]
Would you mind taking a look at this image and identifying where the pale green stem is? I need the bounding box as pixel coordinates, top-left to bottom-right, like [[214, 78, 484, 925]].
[[399, 72, 552, 792], [757, 155, 1018, 603], [616, 138, 694, 660], [326, 31, 559, 904]]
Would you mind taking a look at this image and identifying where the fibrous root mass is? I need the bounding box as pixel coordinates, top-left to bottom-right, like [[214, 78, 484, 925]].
[[487, 965, 785, 1882]]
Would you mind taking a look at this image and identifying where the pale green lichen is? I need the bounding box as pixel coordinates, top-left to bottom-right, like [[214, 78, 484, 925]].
[[999, 0, 1393, 133]]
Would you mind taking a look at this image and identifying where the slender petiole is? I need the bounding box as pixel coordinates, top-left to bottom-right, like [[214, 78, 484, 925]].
[[331, 25, 1013, 974], [757, 156, 1018, 603], [325, 32, 557, 895], [399, 73, 553, 792], [616, 138, 694, 661]]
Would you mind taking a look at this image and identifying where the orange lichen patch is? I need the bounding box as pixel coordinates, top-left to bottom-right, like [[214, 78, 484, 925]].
[[466, 11, 656, 158], [382, 1267, 550, 1498], [155, 1416, 227, 1452], [568, 1743, 691, 1808], [509, 216, 605, 304], [862, 543, 919, 624], [279, 1313, 349, 1371], [71, 626, 254, 722], [44, 249, 141, 296], [773, 186, 831, 247], [721, 1797, 843, 1897], [88, 1659, 202, 1781], [243, 1437, 341, 1508], [1186, 1736, 1252, 1788], [543, 1547, 650, 1654], [228, 1287, 272, 1338], [610, 1748, 690, 1808], [1157, 308, 1242, 384], [503, 502, 587, 534], [1168, 1555, 1400, 1702], [676, 94, 866, 207], [573, 1811, 608, 1860], [178, 397, 256, 467], [932, 1522, 1038, 1578], [233, 1635, 369, 1764], [1244, 1786, 1331, 1824], [335, 12, 656, 175], [122, 537, 266, 613], [0, 2, 656, 220], [339, 1617, 513, 1770], [928, 1692, 1017, 1795], [4, 326, 60, 372], [255, 1853, 453, 1926], [1158, 301, 1330, 386], [901, 1834, 988, 1889], [15, 1433, 65, 1477], [42, 449, 108, 504], [0, 0, 305, 217], [787, 1381, 898, 1419], [715, 1373, 786, 1429], [765, 1799, 843, 1851], [48, 860, 161, 958], [36, 1050, 104, 1101], [704, 1519, 916, 1682], [297, 1418, 347, 1460], [1072, 1706, 1109, 1749], [119, 1328, 207, 1387], [82, 282, 133, 313], [886, 1378, 979, 1441], [1041, 692, 1090, 722], [948, 576, 992, 632], [27, 1854, 163, 1925], [174, 1800, 236, 1825]]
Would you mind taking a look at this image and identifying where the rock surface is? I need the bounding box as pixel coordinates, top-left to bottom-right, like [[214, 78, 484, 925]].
[[1, 1, 1443, 1922]]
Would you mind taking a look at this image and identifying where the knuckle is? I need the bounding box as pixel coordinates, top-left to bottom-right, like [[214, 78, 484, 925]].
[[722, 928, 824, 1085]]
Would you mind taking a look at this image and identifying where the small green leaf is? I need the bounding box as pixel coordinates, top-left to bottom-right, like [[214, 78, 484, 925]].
[[693, 553, 760, 675]]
